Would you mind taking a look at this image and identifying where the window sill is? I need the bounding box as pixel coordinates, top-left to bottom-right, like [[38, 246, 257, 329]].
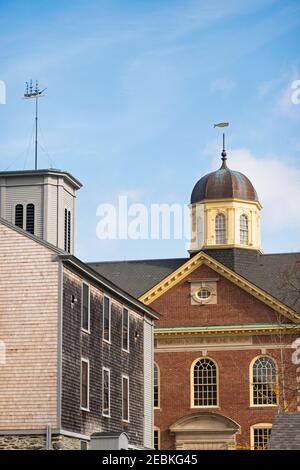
[[102, 413, 111, 418], [249, 404, 278, 408], [80, 407, 90, 412], [103, 339, 111, 345], [190, 406, 220, 409], [81, 328, 90, 335], [122, 348, 130, 354]]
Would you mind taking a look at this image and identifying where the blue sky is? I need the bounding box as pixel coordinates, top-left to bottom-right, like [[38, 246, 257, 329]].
[[1, 0, 300, 261]]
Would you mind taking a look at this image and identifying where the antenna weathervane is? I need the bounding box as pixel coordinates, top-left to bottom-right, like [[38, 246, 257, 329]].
[[23, 80, 47, 170]]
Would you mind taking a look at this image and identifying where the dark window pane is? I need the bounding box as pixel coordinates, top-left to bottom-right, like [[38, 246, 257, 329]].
[[26, 204, 35, 234], [103, 369, 110, 416], [81, 360, 89, 409], [122, 376, 129, 421], [15, 204, 24, 229], [82, 283, 90, 331], [122, 307, 129, 351], [67, 210, 71, 252], [154, 364, 159, 408], [64, 208, 68, 251], [154, 430, 159, 450], [103, 296, 110, 342]]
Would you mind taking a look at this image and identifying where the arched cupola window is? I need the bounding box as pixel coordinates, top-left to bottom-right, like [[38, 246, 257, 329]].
[[192, 357, 218, 407], [26, 204, 35, 234], [215, 213, 226, 244], [251, 356, 278, 406], [15, 204, 24, 229], [240, 214, 249, 245]]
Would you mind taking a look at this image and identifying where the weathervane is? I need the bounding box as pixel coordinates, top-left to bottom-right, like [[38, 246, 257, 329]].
[[214, 122, 229, 168], [23, 80, 47, 170]]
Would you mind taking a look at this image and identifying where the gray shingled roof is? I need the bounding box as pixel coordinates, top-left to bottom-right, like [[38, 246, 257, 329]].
[[88, 258, 187, 298], [269, 412, 300, 450], [87, 249, 300, 314]]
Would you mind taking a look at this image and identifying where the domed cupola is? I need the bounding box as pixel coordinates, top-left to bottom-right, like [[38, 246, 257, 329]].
[[189, 144, 262, 254], [191, 153, 259, 204]]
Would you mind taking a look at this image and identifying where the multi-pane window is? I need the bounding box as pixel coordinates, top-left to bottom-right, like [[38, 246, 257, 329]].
[[122, 307, 129, 352], [122, 375, 129, 422], [240, 214, 249, 245], [81, 282, 90, 332], [154, 363, 160, 408], [215, 213, 226, 244], [252, 356, 277, 405], [103, 296, 111, 343], [80, 359, 89, 410], [15, 204, 24, 229], [64, 208, 71, 253], [102, 367, 110, 417], [26, 204, 35, 234], [252, 426, 272, 450], [193, 358, 218, 407], [154, 428, 160, 450]]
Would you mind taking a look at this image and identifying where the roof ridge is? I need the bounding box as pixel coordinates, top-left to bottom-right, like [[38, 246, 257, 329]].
[[88, 257, 188, 264]]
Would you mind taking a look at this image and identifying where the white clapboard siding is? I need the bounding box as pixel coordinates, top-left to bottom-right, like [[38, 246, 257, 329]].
[[0, 222, 59, 430]]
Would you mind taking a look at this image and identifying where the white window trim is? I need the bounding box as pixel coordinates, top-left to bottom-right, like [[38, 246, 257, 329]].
[[80, 358, 90, 412], [250, 423, 272, 450], [122, 374, 130, 423], [122, 307, 129, 353], [81, 282, 91, 333], [103, 295, 111, 344], [102, 367, 111, 417]]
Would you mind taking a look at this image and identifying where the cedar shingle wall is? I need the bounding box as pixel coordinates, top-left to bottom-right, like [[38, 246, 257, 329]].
[[61, 267, 144, 445], [0, 224, 58, 429]]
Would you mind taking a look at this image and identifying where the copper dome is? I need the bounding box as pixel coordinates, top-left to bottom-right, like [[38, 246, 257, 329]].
[[191, 155, 259, 204]]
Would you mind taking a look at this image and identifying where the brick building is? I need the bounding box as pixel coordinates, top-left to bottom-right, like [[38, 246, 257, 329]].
[[92, 148, 300, 450], [0, 169, 158, 450]]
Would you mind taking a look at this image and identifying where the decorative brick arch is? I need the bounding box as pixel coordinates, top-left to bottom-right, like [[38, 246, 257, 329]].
[[169, 412, 240, 450]]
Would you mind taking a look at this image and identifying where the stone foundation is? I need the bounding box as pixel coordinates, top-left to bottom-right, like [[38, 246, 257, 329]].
[[0, 434, 83, 450]]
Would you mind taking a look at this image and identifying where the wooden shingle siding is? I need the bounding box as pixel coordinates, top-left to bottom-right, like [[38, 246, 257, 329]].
[[0, 223, 59, 429], [61, 267, 145, 446]]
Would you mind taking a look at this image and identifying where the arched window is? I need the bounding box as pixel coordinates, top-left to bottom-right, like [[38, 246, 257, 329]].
[[215, 213, 226, 244], [15, 204, 24, 229], [240, 214, 249, 245], [251, 356, 278, 406], [64, 208, 72, 253], [192, 358, 218, 407], [26, 204, 35, 234], [154, 363, 160, 408]]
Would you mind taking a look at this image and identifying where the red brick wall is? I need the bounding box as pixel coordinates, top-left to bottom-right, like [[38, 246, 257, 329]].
[[155, 348, 298, 450], [151, 263, 297, 449], [151, 264, 288, 327]]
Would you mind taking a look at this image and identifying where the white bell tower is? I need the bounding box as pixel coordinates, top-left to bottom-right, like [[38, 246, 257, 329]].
[[0, 169, 82, 254]]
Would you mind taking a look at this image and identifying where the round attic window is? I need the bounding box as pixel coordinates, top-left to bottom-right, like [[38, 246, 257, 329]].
[[194, 288, 212, 302]]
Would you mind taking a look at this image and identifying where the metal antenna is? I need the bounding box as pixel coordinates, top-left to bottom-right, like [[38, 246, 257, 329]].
[[23, 80, 47, 170]]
